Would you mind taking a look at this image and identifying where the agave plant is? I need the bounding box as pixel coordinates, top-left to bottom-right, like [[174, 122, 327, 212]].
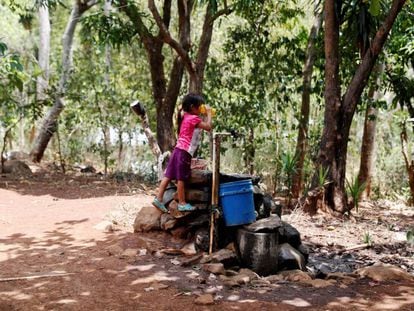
[[346, 176, 366, 213]]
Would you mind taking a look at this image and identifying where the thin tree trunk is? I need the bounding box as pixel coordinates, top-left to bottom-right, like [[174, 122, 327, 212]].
[[117, 130, 123, 168], [358, 64, 383, 200], [37, 3, 50, 102], [400, 127, 414, 205], [292, 11, 322, 198], [30, 0, 96, 162]]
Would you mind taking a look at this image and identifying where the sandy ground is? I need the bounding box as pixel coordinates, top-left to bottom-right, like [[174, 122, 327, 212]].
[[0, 173, 414, 311]]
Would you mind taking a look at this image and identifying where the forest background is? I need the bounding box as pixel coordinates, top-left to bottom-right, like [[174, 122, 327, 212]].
[[1, 0, 414, 216]]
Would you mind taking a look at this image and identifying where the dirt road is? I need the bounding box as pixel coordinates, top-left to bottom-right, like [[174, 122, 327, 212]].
[[1, 174, 413, 310]]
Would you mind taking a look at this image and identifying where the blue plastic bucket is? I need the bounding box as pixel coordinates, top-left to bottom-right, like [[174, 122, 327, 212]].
[[219, 179, 256, 226]]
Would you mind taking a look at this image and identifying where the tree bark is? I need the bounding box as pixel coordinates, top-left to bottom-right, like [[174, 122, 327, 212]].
[[121, 0, 183, 153], [292, 11, 322, 198], [36, 3, 50, 102], [121, 1, 232, 155], [316, 0, 346, 212], [400, 127, 414, 205], [315, 0, 406, 214], [30, 0, 96, 162], [357, 64, 383, 200]]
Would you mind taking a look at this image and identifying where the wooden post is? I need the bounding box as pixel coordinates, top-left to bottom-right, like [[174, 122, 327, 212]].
[[209, 132, 231, 254], [209, 133, 221, 254]]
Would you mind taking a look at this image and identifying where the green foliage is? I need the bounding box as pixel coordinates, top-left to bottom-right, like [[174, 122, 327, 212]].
[[0, 40, 34, 162], [316, 166, 330, 188], [346, 176, 366, 213], [362, 231, 373, 245], [204, 1, 307, 185], [280, 151, 297, 197], [80, 10, 137, 48], [407, 228, 414, 246]]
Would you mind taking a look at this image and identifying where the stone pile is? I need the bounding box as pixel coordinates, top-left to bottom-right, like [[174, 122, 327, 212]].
[[134, 169, 308, 276]]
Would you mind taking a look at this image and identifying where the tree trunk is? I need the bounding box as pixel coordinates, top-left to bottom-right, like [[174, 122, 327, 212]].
[[400, 127, 414, 205], [315, 0, 406, 214], [123, 1, 230, 153], [357, 64, 383, 200], [244, 127, 255, 175], [316, 0, 347, 213], [36, 3, 50, 102], [291, 11, 322, 198], [121, 0, 184, 153], [189, 3, 214, 94], [30, 0, 96, 162]]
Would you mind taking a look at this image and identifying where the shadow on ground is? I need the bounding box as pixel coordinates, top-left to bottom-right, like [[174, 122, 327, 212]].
[[1, 220, 413, 311]]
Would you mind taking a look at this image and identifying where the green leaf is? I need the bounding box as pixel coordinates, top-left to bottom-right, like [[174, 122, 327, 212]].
[[369, 0, 381, 16], [0, 42, 7, 56]]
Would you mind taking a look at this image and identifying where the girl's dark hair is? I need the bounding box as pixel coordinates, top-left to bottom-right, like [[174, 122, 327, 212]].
[[177, 93, 205, 135]]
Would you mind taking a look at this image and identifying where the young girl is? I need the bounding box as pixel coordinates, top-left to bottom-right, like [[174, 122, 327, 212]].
[[153, 94, 212, 212]]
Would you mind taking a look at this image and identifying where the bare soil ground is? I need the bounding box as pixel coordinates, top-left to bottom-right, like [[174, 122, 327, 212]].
[[0, 171, 413, 311]]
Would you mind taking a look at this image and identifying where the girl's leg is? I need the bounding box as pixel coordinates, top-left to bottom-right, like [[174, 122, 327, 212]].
[[177, 180, 186, 204], [157, 177, 171, 201], [177, 180, 195, 211]]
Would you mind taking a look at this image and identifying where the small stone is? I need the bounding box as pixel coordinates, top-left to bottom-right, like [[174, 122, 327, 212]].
[[278, 270, 312, 282], [121, 248, 137, 258], [154, 251, 164, 258], [107, 244, 124, 256], [94, 220, 114, 232], [264, 274, 283, 283], [203, 263, 225, 275], [151, 283, 169, 290], [251, 279, 271, 287], [208, 273, 217, 281], [180, 254, 203, 267], [181, 242, 197, 256], [194, 294, 214, 305], [302, 279, 336, 288], [138, 249, 147, 256], [239, 268, 259, 281]]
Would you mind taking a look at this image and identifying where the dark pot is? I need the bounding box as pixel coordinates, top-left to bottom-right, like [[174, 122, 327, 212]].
[[235, 228, 279, 276]]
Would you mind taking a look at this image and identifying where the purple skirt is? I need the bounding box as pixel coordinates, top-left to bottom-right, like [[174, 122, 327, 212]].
[[164, 148, 192, 181]]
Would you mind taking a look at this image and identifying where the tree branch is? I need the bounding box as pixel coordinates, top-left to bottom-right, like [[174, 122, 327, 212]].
[[148, 0, 195, 73]]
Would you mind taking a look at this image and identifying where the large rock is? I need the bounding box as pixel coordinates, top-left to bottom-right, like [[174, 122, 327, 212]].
[[278, 222, 301, 248], [243, 215, 282, 232], [2, 160, 32, 176], [356, 263, 414, 282], [133, 205, 162, 232], [278, 243, 306, 271], [160, 213, 177, 230], [201, 249, 239, 268]]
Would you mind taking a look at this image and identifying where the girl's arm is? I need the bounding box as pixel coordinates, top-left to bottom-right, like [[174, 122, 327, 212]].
[[197, 107, 212, 131]]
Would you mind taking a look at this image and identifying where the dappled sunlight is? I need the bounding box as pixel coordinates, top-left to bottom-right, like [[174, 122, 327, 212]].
[[371, 285, 414, 310], [132, 293, 143, 299], [123, 264, 155, 272], [327, 285, 414, 310], [227, 294, 240, 301], [281, 297, 312, 307], [131, 271, 179, 284], [238, 299, 259, 303], [184, 269, 201, 279], [0, 290, 32, 300], [54, 299, 78, 304]]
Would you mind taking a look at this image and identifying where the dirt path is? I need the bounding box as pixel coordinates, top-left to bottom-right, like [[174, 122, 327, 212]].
[[1, 174, 413, 310]]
